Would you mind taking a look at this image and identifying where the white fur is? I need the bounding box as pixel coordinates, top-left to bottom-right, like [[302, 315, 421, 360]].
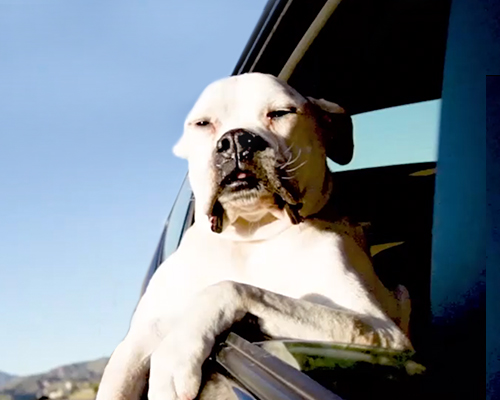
[[97, 73, 412, 400]]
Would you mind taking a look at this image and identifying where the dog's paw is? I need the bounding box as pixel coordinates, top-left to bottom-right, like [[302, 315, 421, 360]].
[[148, 281, 245, 399], [148, 329, 212, 400]]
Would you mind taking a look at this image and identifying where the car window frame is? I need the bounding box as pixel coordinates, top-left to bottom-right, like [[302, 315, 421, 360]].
[[140, 174, 194, 296]]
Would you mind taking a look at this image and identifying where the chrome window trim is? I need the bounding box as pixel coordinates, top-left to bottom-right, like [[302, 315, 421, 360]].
[[216, 333, 344, 400]]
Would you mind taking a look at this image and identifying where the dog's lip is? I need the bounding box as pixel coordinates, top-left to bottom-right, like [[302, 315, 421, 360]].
[[221, 170, 258, 187]]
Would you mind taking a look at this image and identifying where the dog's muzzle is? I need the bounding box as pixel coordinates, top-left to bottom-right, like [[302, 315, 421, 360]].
[[214, 129, 269, 178], [209, 128, 304, 233], [212, 129, 270, 203]]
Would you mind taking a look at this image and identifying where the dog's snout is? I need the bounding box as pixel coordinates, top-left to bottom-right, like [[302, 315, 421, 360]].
[[216, 129, 268, 160]]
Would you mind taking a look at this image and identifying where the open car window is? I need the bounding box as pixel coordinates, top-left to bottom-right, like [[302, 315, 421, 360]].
[[328, 99, 441, 173]]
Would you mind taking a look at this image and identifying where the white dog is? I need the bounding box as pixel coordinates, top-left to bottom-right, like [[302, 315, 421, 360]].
[[97, 73, 412, 400]]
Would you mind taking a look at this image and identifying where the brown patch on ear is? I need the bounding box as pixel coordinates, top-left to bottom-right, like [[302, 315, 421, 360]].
[[307, 98, 354, 165]]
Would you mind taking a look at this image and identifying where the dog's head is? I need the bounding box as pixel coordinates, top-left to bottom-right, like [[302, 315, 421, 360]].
[[174, 73, 353, 240]]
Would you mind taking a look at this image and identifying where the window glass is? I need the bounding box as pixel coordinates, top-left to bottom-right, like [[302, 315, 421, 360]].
[[328, 99, 441, 172], [162, 174, 193, 260]]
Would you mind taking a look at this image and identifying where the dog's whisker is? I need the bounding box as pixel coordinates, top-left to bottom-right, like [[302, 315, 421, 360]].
[[278, 156, 293, 169], [279, 148, 302, 169], [277, 145, 297, 169], [282, 142, 294, 155], [286, 159, 307, 173], [288, 148, 302, 166], [279, 162, 289, 170]]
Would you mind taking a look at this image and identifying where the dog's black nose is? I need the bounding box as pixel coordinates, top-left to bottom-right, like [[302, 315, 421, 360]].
[[216, 129, 268, 162]]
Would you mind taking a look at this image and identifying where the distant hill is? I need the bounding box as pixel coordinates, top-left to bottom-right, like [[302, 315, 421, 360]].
[[0, 358, 108, 400], [0, 372, 16, 388]]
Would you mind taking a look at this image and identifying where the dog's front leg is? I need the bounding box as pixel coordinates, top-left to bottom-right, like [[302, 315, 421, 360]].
[[148, 280, 412, 400], [243, 283, 412, 349], [148, 281, 247, 400], [96, 268, 182, 400], [95, 337, 153, 400]]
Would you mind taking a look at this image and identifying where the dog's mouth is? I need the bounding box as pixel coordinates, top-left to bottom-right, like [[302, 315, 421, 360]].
[[208, 163, 304, 234], [220, 170, 261, 194]]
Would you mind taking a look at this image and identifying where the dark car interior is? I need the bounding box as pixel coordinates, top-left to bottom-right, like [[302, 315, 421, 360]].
[[330, 163, 436, 352], [234, 0, 450, 115]]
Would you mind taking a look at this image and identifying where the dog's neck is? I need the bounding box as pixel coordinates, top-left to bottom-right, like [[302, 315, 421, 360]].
[[224, 212, 289, 240]]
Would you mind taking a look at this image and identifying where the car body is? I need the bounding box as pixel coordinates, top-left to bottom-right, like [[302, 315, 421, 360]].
[[139, 0, 491, 398]]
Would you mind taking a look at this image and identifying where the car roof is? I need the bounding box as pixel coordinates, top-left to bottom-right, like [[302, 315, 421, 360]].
[[233, 0, 451, 115]]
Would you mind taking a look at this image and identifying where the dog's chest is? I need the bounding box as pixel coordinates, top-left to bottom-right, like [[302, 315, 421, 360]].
[[244, 237, 353, 299], [184, 224, 370, 308]]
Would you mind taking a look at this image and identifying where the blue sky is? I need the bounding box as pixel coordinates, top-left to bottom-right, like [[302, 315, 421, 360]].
[[0, 0, 441, 376], [0, 0, 268, 375]]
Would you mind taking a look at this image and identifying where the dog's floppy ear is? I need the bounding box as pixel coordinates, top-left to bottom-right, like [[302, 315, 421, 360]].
[[308, 97, 354, 165], [173, 132, 189, 159]]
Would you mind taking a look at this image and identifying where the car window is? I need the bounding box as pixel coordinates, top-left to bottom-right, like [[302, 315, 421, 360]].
[[162, 175, 193, 260], [328, 99, 441, 172]]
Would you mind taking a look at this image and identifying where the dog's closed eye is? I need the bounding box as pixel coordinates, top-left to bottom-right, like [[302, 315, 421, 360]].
[[267, 107, 297, 119], [195, 120, 211, 127]]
